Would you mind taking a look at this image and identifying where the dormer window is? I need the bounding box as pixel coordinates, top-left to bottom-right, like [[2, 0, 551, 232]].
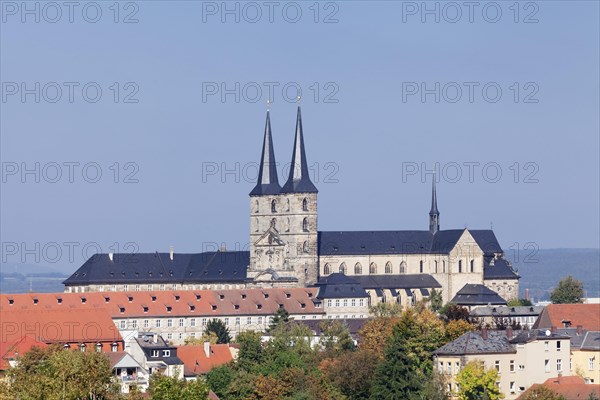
[[166, 306, 172, 313], [81, 297, 86, 304], [307, 292, 313, 298], [263, 293, 269, 299], [33, 298, 38, 305], [189, 304, 196, 311], [174, 295, 180, 301], [127, 296, 133, 302], [234, 304, 240, 310], [56, 297, 62, 304], [241, 294, 247, 299], [143, 306, 149, 313], [285, 293, 291, 298], [152, 350, 159, 358], [300, 303, 306, 308], [279, 304, 284, 309], [219, 294, 225, 300], [256, 304, 262, 310], [119, 306, 125, 313], [151, 296, 157, 302], [104, 296, 110, 303], [8, 298, 14, 305], [163, 350, 170, 357], [195, 293, 201, 300], [211, 305, 217, 311]]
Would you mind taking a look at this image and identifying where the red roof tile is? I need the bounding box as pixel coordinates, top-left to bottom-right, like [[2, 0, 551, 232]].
[[518, 376, 600, 400], [0, 335, 48, 370], [0, 308, 122, 346], [534, 304, 600, 331], [0, 288, 324, 319], [177, 344, 233, 375]]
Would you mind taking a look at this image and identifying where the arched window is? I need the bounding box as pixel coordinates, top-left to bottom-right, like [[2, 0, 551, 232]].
[[324, 263, 331, 275], [435, 260, 438, 273], [270, 218, 276, 229], [458, 260, 463, 273], [271, 199, 277, 213], [79, 343, 86, 352], [443, 260, 446, 273], [303, 241, 309, 253], [400, 261, 407, 274], [302, 198, 308, 211], [255, 200, 259, 213], [354, 263, 362, 275], [286, 217, 290, 232], [95, 343, 102, 353], [470, 259, 474, 273], [339, 263, 346, 274], [303, 218, 309, 232], [369, 263, 377, 274], [254, 217, 259, 232], [385, 262, 392, 274], [419, 260, 424, 273]]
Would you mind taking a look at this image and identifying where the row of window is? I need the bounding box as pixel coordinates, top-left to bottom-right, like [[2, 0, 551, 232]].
[[70, 283, 246, 293], [326, 298, 366, 308], [263, 217, 311, 232], [323, 259, 476, 275], [259, 198, 310, 213]]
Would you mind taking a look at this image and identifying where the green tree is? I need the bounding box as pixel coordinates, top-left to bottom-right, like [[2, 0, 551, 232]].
[[235, 330, 264, 371], [551, 275, 585, 304], [320, 349, 379, 400], [319, 320, 355, 355], [369, 301, 403, 318], [369, 312, 429, 399], [205, 319, 231, 344], [206, 365, 235, 398], [6, 345, 118, 399], [149, 372, 210, 400], [440, 303, 471, 322], [268, 306, 293, 333], [507, 298, 533, 307], [429, 288, 444, 312], [455, 361, 504, 400]]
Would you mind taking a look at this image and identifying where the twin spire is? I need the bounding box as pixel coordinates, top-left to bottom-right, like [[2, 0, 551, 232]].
[[250, 105, 318, 196], [429, 175, 440, 234]]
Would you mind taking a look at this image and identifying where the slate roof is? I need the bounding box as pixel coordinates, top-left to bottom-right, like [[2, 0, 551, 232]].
[[510, 329, 571, 344], [471, 305, 543, 317], [352, 274, 442, 290], [483, 257, 520, 280], [557, 328, 600, 351], [63, 251, 249, 286], [318, 230, 466, 255], [433, 330, 516, 356], [280, 106, 318, 194], [314, 273, 369, 299], [470, 230, 503, 255], [451, 284, 507, 306], [250, 110, 281, 196]]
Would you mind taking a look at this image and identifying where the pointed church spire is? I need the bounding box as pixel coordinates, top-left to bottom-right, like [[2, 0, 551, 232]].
[[281, 105, 318, 193], [250, 108, 281, 196], [429, 174, 440, 234]]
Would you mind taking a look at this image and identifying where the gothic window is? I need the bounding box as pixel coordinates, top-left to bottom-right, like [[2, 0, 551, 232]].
[[354, 263, 362, 275], [286, 198, 290, 211], [339, 263, 346, 274], [270, 218, 276, 229], [435, 260, 438, 273], [255, 217, 259, 232], [324, 263, 331, 275], [419, 260, 424, 273], [271, 199, 277, 213], [369, 263, 377, 274], [443, 260, 446, 273], [385, 262, 392, 274], [255, 200, 259, 213], [470, 259, 475, 273], [303, 241, 309, 253], [286, 217, 290, 232], [302, 198, 308, 211], [458, 260, 463, 273], [303, 218, 309, 232], [400, 261, 407, 274]]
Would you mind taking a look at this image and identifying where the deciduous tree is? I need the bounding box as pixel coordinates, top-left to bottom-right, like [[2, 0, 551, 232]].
[[455, 361, 504, 400], [551, 275, 584, 304]]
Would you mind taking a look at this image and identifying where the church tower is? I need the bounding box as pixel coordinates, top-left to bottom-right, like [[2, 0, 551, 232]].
[[279, 106, 319, 286], [429, 175, 440, 234], [248, 106, 318, 287]]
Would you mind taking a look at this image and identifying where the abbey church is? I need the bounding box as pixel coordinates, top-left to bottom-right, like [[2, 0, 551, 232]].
[[64, 107, 520, 307]]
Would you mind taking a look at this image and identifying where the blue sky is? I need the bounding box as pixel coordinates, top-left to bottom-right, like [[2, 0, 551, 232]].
[[1, 1, 599, 273]]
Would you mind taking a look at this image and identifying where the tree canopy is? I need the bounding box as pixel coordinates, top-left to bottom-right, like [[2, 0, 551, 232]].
[[550, 275, 585, 304], [205, 318, 231, 344]]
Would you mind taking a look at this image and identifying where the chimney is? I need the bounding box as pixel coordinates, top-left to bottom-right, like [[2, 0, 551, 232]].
[[506, 327, 513, 339], [108, 253, 114, 261], [576, 325, 583, 335], [525, 288, 530, 300], [551, 326, 557, 334], [481, 328, 489, 340], [153, 334, 158, 344], [204, 342, 210, 358], [169, 246, 174, 261]]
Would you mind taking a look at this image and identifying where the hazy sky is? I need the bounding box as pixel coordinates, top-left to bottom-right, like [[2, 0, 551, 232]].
[[1, 1, 599, 274]]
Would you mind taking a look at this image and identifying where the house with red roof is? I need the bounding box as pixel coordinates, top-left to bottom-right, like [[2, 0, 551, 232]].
[[177, 342, 235, 377], [517, 376, 600, 400], [0, 335, 48, 374]]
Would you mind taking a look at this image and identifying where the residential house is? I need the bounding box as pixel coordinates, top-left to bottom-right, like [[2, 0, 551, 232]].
[[517, 376, 600, 400], [177, 343, 235, 378], [471, 305, 543, 329]]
